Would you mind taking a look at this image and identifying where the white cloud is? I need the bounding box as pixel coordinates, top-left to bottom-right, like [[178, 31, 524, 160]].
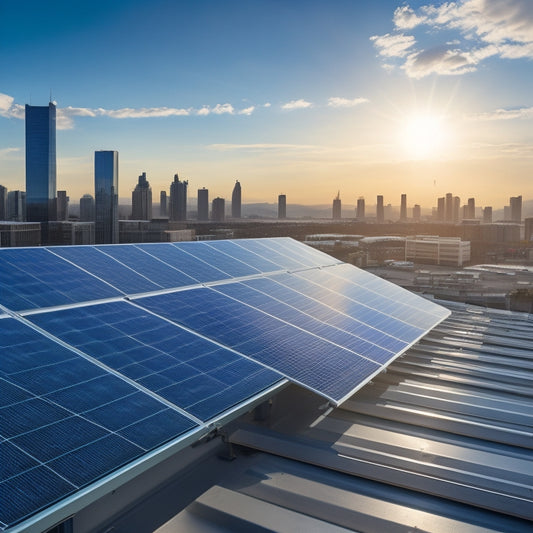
[[471, 105, 533, 120], [0, 147, 20, 158], [100, 107, 191, 119], [211, 103, 234, 115], [208, 143, 320, 152], [327, 96, 369, 108], [370, 33, 416, 57], [281, 99, 313, 110], [263, 102, 272, 108], [0, 93, 14, 113], [238, 106, 255, 115], [375, 0, 533, 77], [393, 6, 427, 29]]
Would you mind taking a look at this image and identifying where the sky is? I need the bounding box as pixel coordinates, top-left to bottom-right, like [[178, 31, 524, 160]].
[[1, 0, 532, 208]]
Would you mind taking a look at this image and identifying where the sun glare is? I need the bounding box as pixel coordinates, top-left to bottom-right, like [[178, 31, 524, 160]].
[[400, 114, 450, 160]]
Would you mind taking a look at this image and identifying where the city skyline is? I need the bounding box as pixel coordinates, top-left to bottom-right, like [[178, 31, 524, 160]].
[[1, 1, 532, 205]]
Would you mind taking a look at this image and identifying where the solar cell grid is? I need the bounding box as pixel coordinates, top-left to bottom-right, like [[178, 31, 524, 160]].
[[51, 245, 160, 294], [28, 300, 283, 421], [204, 240, 283, 273]]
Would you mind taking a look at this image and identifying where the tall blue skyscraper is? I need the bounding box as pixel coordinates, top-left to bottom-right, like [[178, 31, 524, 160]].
[[231, 180, 241, 218], [197, 187, 209, 221], [25, 103, 56, 224], [94, 150, 119, 244]]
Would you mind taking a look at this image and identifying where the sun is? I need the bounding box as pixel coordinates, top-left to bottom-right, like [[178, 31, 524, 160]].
[[400, 113, 450, 160]]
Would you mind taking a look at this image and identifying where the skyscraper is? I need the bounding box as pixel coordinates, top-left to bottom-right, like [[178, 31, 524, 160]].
[[413, 204, 421, 221], [0, 185, 7, 220], [25, 103, 57, 227], [332, 191, 341, 220], [56, 190, 69, 221], [160, 191, 167, 217], [510, 195, 522, 222], [94, 150, 119, 244], [7, 191, 26, 221], [131, 172, 152, 220], [198, 188, 209, 221], [212, 197, 225, 222], [445, 192, 453, 222], [79, 194, 95, 222], [376, 195, 384, 223], [400, 193, 407, 222], [466, 197, 476, 219], [356, 197, 365, 220], [483, 206, 492, 223], [231, 180, 241, 218], [169, 174, 188, 221], [278, 194, 286, 219], [452, 196, 461, 223], [437, 197, 445, 221]]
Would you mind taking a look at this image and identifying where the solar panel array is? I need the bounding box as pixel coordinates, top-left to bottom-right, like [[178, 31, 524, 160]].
[[0, 238, 449, 530]]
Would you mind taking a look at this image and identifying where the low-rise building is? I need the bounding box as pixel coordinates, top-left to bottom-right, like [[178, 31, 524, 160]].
[[405, 235, 470, 266]]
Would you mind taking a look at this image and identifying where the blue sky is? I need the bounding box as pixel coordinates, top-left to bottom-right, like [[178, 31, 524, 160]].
[[1, 0, 532, 208]]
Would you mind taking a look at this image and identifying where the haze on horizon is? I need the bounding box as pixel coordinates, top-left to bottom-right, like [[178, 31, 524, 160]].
[[1, 0, 532, 209]]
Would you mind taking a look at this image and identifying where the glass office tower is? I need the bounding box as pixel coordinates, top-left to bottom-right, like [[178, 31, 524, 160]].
[[95, 150, 119, 244], [25, 103, 56, 224]]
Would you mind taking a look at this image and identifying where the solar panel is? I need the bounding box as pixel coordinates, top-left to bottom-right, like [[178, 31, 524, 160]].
[[0, 317, 198, 530], [1, 237, 451, 531], [27, 300, 284, 421], [0, 248, 120, 311]]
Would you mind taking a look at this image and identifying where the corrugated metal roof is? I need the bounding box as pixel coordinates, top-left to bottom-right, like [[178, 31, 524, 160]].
[[157, 301, 532, 532]]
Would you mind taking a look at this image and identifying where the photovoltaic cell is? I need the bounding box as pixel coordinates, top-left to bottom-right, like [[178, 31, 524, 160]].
[[135, 289, 383, 403], [28, 300, 283, 421], [51, 245, 161, 294], [0, 248, 120, 311], [0, 318, 198, 529], [228, 238, 308, 270], [97, 244, 198, 289]]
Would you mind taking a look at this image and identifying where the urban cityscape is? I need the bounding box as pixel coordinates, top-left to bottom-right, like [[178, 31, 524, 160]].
[[1, 2, 533, 533]]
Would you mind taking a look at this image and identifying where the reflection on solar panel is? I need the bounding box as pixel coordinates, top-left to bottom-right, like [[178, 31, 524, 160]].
[[0, 317, 198, 528], [0, 237, 449, 531]]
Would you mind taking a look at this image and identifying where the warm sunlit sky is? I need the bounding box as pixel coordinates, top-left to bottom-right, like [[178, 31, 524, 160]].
[[1, 0, 532, 208]]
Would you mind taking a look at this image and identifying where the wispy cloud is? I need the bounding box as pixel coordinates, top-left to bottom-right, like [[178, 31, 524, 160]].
[[373, 0, 533, 78], [0, 147, 20, 158], [208, 143, 320, 152], [470, 105, 533, 121], [238, 106, 255, 115], [327, 96, 369, 108], [281, 99, 313, 110], [370, 33, 416, 57]]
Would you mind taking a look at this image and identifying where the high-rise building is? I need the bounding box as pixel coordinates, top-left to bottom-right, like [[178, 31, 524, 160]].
[[231, 180, 241, 218], [525, 217, 533, 242], [400, 193, 407, 222], [0, 185, 7, 220], [278, 194, 286, 219], [332, 191, 341, 220], [356, 197, 365, 220], [131, 172, 152, 220], [211, 197, 225, 222], [452, 196, 461, 223], [169, 174, 188, 221], [466, 197, 476, 219], [483, 206, 492, 224], [160, 191, 167, 217], [79, 194, 95, 222], [376, 195, 384, 223], [445, 193, 453, 222], [94, 150, 119, 244], [56, 190, 69, 221], [413, 204, 421, 221], [437, 197, 445, 221], [7, 191, 26, 221], [198, 188, 209, 221], [510, 195, 522, 222], [25, 103, 57, 230]]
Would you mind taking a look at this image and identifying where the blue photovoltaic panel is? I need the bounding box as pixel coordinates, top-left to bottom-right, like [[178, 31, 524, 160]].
[[0, 317, 198, 530], [259, 237, 342, 268], [0, 248, 120, 311], [135, 289, 382, 403], [28, 300, 283, 421], [211, 279, 407, 361], [295, 265, 450, 329], [137, 242, 232, 283], [204, 240, 284, 273], [51, 245, 161, 294], [97, 244, 198, 289], [229, 238, 308, 270], [175, 241, 261, 278]]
